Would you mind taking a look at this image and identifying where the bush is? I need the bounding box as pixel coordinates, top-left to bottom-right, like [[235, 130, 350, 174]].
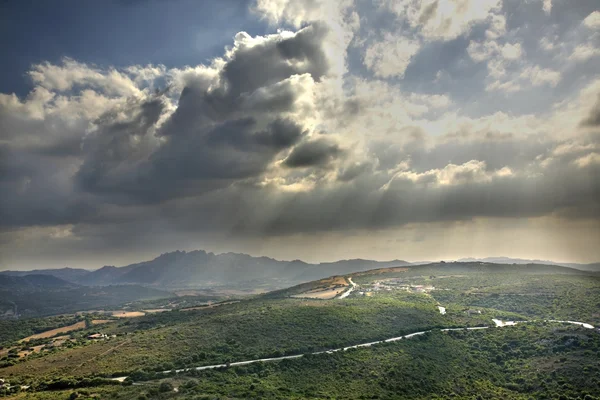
[[159, 381, 174, 392]]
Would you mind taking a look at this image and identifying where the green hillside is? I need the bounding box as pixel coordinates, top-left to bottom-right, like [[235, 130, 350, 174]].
[[1, 262, 599, 399]]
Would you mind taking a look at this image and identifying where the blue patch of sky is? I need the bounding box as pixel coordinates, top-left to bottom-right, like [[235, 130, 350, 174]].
[[0, 0, 270, 96]]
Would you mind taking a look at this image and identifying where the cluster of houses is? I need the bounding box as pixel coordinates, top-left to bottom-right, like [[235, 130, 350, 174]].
[[356, 280, 436, 296], [87, 333, 115, 340]]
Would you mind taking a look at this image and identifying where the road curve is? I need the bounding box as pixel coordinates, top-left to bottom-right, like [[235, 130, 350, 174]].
[[338, 277, 356, 299], [111, 318, 596, 382]]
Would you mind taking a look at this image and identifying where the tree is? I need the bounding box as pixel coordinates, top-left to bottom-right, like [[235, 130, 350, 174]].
[[159, 382, 174, 393]]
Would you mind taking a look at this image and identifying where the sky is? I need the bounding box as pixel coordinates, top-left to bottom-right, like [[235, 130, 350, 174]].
[[1, 0, 599, 270]]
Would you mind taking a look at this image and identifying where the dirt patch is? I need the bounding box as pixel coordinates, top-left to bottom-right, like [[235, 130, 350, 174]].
[[19, 321, 87, 342], [91, 320, 112, 325], [289, 276, 350, 299], [111, 311, 145, 318], [18, 344, 45, 358], [180, 301, 239, 311], [143, 309, 171, 313], [291, 287, 347, 299]]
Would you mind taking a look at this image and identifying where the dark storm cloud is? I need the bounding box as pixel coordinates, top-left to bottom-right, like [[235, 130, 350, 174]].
[[70, 24, 329, 204], [117, 145, 598, 239], [1, 9, 600, 261], [337, 162, 372, 182], [284, 138, 342, 168], [0, 145, 96, 228], [582, 94, 600, 127], [223, 23, 329, 96]]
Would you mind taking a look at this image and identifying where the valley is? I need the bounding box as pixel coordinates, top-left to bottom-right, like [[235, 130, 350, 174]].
[[0, 261, 599, 399]]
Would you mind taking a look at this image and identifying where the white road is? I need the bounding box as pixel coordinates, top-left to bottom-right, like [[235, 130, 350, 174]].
[[111, 318, 596, 382], [338, 277, 356, 299]]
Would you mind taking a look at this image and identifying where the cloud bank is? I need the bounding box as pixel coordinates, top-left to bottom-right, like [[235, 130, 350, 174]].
[[1, 0, 599, 267]]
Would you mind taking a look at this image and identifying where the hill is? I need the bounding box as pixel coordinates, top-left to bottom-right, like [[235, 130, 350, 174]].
[[0, 261, 598, 399], [0, 279, 172, 318], [0, 274, 75, 289], [2, 251, 411, 290], [0, 268, 91, 282], [458, 257, 600, 272]]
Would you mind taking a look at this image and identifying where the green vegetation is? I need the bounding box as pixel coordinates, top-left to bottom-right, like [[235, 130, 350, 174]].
[[0, 285, 172, 318], [0, 315, 82, 347], [3, 324, 599, 399], [0, 293, 453, 379], [0, 262, 598, 399]]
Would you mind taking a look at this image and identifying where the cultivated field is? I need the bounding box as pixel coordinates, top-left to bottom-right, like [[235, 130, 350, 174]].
[[111, 311, 145, 318], [19, 322, 86, 342], [19, 320, 111, 342], [90, 319, 112, 325]]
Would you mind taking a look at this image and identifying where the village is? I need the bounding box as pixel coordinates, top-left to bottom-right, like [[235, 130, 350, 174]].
[[355, 277, 436, 297]]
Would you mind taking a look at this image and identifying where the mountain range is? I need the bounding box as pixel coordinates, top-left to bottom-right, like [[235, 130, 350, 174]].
[[456, 257, 600, 272], [1, 252, 598, 290], [0, 250, 410, 290]]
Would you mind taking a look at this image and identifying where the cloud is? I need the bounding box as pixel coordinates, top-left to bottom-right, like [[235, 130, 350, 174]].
[[1, 1, 600, 265], [581, 94, 600, 127], [542, 0, 552, 15], [283, 137, 342, 168], [364, 34, 420, 78], [520, 66, 561, 87], [28, 58, 142, 97], [583, 10, 600, 30], [382, 0, 502, 41], [569, 43, 600, 62]]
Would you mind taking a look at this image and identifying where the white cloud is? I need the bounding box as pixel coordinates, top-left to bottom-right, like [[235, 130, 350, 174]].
[[382, 0, 502, 41], [253, 0, 358, 77], [467, 41, 496, 62], [539, 36, 556, 51], [486, 64, 562, 93], [364, 34, 420, 78], [574, 153, 600, 168], [28, 58, 142, 97], [569, 43, 600, 62], [583, 11, 600, 30], [542, 0, 552, 15], [520, 65, 561, 87], [486, 79, 521, 93], [391, 160, 512, 187], [501, 43, 523, 60]]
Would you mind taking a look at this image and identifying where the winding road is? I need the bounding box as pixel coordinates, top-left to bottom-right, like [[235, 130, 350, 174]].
[[111, 316, 596, 382], [338, 277, 356, 299]]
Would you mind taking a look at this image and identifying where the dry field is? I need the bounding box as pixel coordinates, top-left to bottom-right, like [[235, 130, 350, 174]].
[[19, 321, 87, 342], [291, 287, 347, 299], [18, 344, 45, 358], [91, 319, 112, 325], [143, 309, 171, 313], [111, 311, 145, 318], [290, 276, 350, 299], [19, 319, 112, 343]]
